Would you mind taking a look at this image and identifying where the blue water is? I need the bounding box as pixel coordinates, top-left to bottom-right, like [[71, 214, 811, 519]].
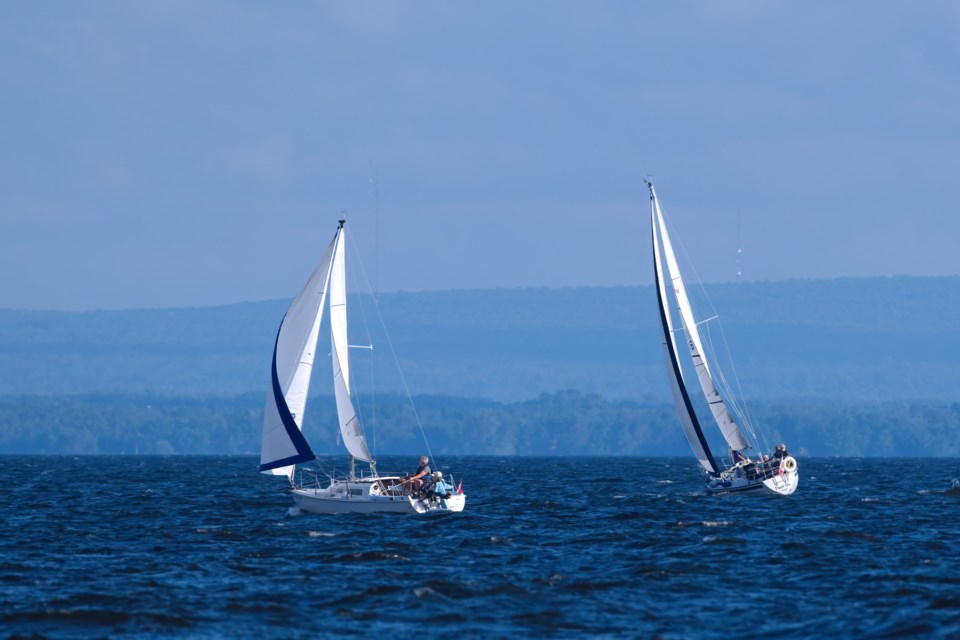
[[2, 456, 959, 639]]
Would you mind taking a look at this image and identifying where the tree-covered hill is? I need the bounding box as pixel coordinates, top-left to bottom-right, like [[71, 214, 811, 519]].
[[1, 276, 958, 402]]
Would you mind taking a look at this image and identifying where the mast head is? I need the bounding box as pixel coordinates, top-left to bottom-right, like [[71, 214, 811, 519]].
[[338, 219, 346, 228], [643, 177, 655, 200]]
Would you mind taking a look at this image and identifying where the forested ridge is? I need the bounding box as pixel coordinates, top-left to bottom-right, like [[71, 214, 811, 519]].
[[2, 277, 958, 457], [2, 276, 960, 402]]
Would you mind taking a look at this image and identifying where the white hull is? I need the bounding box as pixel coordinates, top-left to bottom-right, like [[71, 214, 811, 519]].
[[291, 477, 466, 515], [706, 457, 799, 496]]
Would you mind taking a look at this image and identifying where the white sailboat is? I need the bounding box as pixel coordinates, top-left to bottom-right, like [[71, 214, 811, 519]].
[[648, 181, 799, 496], [259, 220, 466, 515]]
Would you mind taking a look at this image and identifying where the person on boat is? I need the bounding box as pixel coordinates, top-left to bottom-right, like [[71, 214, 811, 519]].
[[403, 455, 432, 497], [731, 449, 748, 465], [425, 471, 453, 508], [428, 471, 453, 499], [772, 443, 789, 460]]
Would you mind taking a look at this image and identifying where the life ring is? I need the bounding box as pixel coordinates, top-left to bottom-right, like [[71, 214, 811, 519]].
[[782, 456, 797, 473]]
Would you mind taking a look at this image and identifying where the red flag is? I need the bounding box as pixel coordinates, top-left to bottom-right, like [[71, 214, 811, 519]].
[[456, 481, 463, 495]]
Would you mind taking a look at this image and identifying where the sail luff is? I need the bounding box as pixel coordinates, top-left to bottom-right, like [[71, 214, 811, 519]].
[[651, 186, 719, 475], [651, 187, 750, 452], [260, 230, 338, 478], [330, 222, 374, 463]]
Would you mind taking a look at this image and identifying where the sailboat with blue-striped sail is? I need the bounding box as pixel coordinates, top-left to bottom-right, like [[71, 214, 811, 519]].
[[260, 219, 466, 514], [649, 181, 799, 496]]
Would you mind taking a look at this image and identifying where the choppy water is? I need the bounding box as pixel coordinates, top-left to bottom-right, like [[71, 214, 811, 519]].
[[1, 456, 959, 639]]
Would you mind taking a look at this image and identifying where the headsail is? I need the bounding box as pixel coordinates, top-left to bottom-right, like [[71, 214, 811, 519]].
[[329, 221, 374, 463], [649, 183, 750, 453], [651, 188, 719, 475], [260, 230, 338, 478]]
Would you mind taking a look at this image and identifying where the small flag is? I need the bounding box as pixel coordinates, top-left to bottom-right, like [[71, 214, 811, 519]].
[[456, 481, 463, 495]]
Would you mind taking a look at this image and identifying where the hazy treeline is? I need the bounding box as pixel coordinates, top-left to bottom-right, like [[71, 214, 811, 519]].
[[4, 278, 958, 458], [3, 390, 959, 457]]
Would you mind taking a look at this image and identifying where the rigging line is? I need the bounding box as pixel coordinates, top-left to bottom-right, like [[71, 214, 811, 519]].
[[699, 296, 761, 450], [345, 229, 437, 468], [700, 322, 750, 437], [660, 193, 763, 453], [704, 322, 764, 453], [711, 321, 756, 422]]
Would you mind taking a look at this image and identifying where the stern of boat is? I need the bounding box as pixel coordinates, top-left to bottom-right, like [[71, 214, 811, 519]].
[[412, 492, 466, 515], [762, 456, 799, 496], [706, 456, 799, 496]]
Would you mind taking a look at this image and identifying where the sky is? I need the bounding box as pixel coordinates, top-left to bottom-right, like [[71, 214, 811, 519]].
[[2, 1, 959, 311]]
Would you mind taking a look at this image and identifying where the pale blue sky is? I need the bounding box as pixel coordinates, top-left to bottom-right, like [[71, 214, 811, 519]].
[[2, 2, 958, 310]]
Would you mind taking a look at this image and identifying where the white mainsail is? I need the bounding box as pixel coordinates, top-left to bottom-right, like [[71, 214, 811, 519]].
[[650, 184, 750, 453], [259, 231, 337, 478], [329, 224, 374, 463], [652, 195, 718, 474]]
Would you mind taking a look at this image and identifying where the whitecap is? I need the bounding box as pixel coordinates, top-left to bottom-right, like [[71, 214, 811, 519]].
[[307, 531, 335, 538]]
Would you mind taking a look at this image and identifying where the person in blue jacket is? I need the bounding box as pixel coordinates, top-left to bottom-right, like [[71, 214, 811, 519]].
[[426, 471, 454, 508]]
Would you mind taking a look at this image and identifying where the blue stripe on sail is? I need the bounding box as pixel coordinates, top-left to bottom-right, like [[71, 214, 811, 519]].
[[260, 452, 314, 472], [260, 322, 315, 472]]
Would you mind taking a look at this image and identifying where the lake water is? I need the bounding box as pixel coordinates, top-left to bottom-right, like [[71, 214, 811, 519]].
[[2, 456, 959, 638]]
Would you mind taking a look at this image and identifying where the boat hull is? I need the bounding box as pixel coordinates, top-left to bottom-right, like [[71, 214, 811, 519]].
[[291, 478, 466, 515], [706, 457, 799, 496]]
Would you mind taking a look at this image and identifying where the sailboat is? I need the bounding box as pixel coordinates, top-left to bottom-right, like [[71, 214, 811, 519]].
[[649, 181, 799, 496], [259, 219, 466, 515]]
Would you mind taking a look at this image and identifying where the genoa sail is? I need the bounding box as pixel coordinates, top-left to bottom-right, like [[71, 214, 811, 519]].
[[259, 230, 338, 478]]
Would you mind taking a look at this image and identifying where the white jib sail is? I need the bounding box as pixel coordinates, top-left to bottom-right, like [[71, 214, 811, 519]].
[[329, 224, 374, 463], [652, 200, 717, 474], [651, 186, 750, 453], [260, 232, 337, 478]]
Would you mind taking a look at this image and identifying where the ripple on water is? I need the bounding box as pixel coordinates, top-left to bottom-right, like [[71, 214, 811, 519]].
[[2, 456, 959, 638]]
